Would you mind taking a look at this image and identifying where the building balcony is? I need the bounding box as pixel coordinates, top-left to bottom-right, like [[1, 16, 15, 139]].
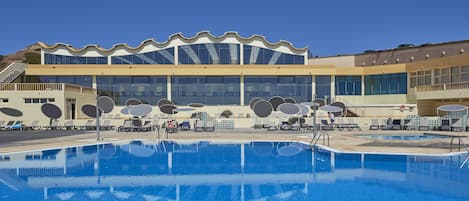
[[415, 82, 469, 100], [0, 83, 96, 95]]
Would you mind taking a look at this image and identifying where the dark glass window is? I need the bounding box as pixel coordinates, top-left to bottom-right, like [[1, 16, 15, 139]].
[[171, 76, 240, 105], [44, 54, 107, 64], [111, 47, 175, 65], [365, 73, 407, 95], [96, 76, 167, 106], [316, 75, 331, 100], [26, 76, 92, 87], [178, 44, 240, 64], [243, 45, 304, 65], [244, 76, 311, 103], [335, 76, 361, 95]]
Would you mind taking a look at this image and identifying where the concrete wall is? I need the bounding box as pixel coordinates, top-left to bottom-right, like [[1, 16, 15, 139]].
[[308, 55, 355, 68]]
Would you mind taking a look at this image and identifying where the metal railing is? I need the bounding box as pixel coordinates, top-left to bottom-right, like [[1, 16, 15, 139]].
[[416, 82, 469, 92], [0, 83, 96, 95]]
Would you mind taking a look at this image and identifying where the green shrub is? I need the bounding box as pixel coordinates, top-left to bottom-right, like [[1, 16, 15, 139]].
[[220, 110, 233, 118], [24, 52, 41, 64]]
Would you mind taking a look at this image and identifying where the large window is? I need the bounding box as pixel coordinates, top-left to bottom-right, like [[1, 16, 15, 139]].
[[111, 47, 175, 64], [244, 76, 311, 103], [243, 45, 304, 65], [171, 76, 240, 105], [96, 76, 167, 105], [26, 76, 92, 87], [335, 76, 361, 95], [44, 54, 107, 64], [365, 73, 407, 95], [316, 75, 331, 99], [178, 44, 240, 64]]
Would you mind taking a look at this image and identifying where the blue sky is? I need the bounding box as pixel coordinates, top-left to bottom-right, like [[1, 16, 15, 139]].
[[1, 0, 469, 56]]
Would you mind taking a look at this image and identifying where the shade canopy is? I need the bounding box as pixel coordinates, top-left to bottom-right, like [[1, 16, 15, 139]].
[[125, 98, 142, 106], [278, 103, 300, 115], [0, 107, 23, 117], [160, 104, 178, 114], [41, 103, 62, 119], [120, 105, 134, 115], [157, 99, 173, 108], [177, 107, 196, 112], [249, 97, 263, 110], [296, 104, 310, 116], [252, 100, 273, 118], [331, 102, 346, 116], [98, 96, 115, 113], [319, 105, 343, 113], [82, 104, 102, 118], [313, 99, 325, 107], [283, 97, 296, 104], [188, 103, 204, 108], [129, 104, 153, 117], [268, 96, 284, 111], [437, 104, 468, 112]]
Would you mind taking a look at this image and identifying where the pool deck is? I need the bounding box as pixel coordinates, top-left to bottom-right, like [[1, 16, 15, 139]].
[[0, 129, 468, 155]]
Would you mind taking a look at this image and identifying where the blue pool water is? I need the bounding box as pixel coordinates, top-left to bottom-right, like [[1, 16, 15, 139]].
[[358, 133, 450, 140], [0, 141, 468, 201]]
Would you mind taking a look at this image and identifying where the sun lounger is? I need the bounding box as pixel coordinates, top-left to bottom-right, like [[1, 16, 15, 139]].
[[43, 120, 60, 130], [5, 121, 23, 131], [151, 119, 160, 131], [194, 120, 204, 132], [439, 119, 451, 131], [335, 118, 347, 131], [347, 119, 361, 131], [291, 122, 301, 131], [180, 120, 191, 131], [1, 121, 15, 130], [391, 119, 402, 130], [23, 120, 40, 131], [117, 120, 132, 132], [165, 120, 178, 133], [418, 118, 430, 130], [320, 120, 333, 130], [204, 120, 215, 132], [369, 119, 380, 130], [139, 120, 151, 132], [83, 120, 96, 130], [254, 118, 263, 129], [404, 119, 417, 130], [451, 118, 464, 132], [100, 119, 114, 131]]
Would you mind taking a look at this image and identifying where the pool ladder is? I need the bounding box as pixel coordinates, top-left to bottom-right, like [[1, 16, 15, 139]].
[[459, 137, 469, 169], [310, 130, 330, 147]]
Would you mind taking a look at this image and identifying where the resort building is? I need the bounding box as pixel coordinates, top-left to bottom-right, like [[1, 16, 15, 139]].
[[1, 31, 468, 126]]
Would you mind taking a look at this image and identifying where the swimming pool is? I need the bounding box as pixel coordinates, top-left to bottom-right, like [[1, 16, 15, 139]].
[[0, 140, 468, 201], [358, 133, 451, 141]]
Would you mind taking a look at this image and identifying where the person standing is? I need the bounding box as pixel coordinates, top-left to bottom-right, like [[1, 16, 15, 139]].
[[328, 112, 335, 124]]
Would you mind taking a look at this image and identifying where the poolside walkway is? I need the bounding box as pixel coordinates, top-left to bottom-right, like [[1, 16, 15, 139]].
[[0, 129, 468, 155]]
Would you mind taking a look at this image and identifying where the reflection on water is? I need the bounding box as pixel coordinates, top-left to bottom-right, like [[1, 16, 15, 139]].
[[0, 141, 468, 201]]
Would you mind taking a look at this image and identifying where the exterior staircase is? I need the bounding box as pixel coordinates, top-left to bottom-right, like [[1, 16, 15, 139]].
[[0, 62, 26, 83]]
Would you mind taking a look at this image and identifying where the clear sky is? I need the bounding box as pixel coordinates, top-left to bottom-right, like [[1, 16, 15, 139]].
[[1, 0, 469, 56]]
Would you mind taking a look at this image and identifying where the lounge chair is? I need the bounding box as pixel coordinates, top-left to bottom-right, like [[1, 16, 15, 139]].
[[369, 119, 380, 130], [151, 119, 160, 131], [451, 118, 464, 132], [320, 120, 333, 130], [23, 120, 40, 131], [335, 118, 347, 131], [254, 118, 263, 129], [63, 120, 75, 130], [439, 119, 451, 131], [140, 120, 152, 132], [180, 120, 191, 131], [83, 120, 96, 130], [194, 120, 204, 132], [404, 119, 417, 130], [164, 120, 178, 133], [6, 121, 23, 131], [44, 120, 60, 130], [347, 118, 361, 131], [130, 119, 142, 131], [391, 119, 402, 130], [291, 122, 301, 131], [100, 119, 114, 131], [419, 118, 430, 131], [117, 120, 132, 132], [204, 120, 215, 132]]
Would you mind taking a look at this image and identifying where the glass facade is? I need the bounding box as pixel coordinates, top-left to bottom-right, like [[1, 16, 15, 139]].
[[178, 43, 240, 64], [244, 76, 311, 103], [26, 76, 92, 87], [44, 54, 107, 64], [243, 45, 304, 65], [96, 76, 167, 105], [171, 76, 240, 105], [111, 48, 175, 64], [365, 73, 407, 95], [316, 75, 331, 100], [335, 76, 362, 95]]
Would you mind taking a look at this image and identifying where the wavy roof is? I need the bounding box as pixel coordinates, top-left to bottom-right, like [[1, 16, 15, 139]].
[[38, 31, 308, 55]]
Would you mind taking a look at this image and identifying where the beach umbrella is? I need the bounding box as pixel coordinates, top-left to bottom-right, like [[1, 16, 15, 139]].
[[253, 100, 273, 118], [188, 103, 204, 108], [269, 96, 285, 111], [160, 104, 178, 115], [177, 108, 196, 112], [41, 103, 62, 119], [284, 97, 296, 104], [82, 104, 102, 118], [313, 99, 325, 107], [319, 105, 343, 113], [278, 103, 300, 115], [249, 97, 263, 110], [129, 104, 153, 117], [120, 105, 134, 115], [331, 102, 346, 116], [125, 98, 142, 106], [296, 104, 310, 116], [97, 96, 115, 113], [157, 99, 173, 108], [0, 107, 23, 117]]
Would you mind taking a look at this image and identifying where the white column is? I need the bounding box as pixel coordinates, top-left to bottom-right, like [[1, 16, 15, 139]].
[[41, 50, 45, 65], [240, 75, 245, 105], [361, 75, 365, 96], [167, 75, 172, 101], [174, 46, 179, 65], [330, 75, 335, 101], [92, 75, 97, 89], [107, 56, 111, 65], [311, 75, 316, 100], [240, 44, 244, 65]]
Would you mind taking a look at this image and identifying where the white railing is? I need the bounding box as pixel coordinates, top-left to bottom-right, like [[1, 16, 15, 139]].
[[0, 83, 96, 95], [416, 82, 469, 92]]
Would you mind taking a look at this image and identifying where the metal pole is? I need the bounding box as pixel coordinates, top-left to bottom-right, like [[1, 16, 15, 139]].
[[96, 95, 101, 141]]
